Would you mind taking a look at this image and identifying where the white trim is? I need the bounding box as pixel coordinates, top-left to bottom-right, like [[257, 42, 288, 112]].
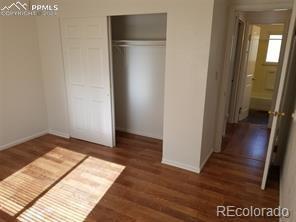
[[107, 16, 116, 148], [116, 127, 162, 140], [48, 129, 70, 139], [230, 1, 293, 12], [0, 130, 48, 151], [58, 17, 72, 143], [161, 158, 200, 173], [200, 149, 213, 172]]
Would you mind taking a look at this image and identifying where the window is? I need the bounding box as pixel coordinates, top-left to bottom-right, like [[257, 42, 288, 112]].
[[265, 34, 283, 63]]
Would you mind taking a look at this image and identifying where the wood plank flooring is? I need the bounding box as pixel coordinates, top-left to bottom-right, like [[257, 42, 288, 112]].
[[0, 128, 279, 222], [0, 147, 85, 217], [222, 123, 270, 161]]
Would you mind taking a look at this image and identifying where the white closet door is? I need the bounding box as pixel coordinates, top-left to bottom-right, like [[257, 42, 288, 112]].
[[61, 17, 113, 147]]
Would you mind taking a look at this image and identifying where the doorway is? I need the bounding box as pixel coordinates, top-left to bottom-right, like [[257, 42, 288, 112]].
[[109, 13, 167, 145], [222, 10, 292, 188], [229, 21, 287, 127], [240, 24, 285, 127]]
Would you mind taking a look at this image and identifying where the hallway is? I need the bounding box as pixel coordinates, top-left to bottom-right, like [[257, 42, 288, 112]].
[[214, 122, 280, 190], [222, 123, 270, 161]]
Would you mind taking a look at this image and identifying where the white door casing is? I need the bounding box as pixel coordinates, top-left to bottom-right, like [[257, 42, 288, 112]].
[[228, 15, 247, 124], [239, 25, 260, 121], [61, 17, 114, 147]]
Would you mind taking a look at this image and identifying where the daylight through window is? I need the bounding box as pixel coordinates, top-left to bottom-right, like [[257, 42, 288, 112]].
[[266, 34, 283, 63]]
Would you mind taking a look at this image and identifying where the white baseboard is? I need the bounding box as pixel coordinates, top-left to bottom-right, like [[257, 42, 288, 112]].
[[0, 130, 48, 151], [116, 127, 162, 140], [200, 149, 213, 172], [250, 97, 272, 111], [48, 129, 70, 139], [162, 158, 200, 173]]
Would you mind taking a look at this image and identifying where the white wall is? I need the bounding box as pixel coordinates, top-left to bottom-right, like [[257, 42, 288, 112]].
[[36, 17, 70, 138], [37, 0, 215, 173], [113, 46, 166, 139], [111, 13, 167, 40], [0, 17, 48, 149], [200, 0, 229, 168]]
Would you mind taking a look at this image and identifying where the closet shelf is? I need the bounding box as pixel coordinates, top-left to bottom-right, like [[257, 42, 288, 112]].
[[112, 40, 166, 47]]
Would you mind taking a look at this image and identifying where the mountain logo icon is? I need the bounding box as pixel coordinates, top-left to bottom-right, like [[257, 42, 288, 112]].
[[1, 1, 28, 11]]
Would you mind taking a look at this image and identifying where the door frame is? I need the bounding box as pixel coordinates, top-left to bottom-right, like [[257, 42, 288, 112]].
[[107, 13, 168, 146], [61, 13, 168, 148], [228, 14, 248, 123], [107, 17, 116, 147]]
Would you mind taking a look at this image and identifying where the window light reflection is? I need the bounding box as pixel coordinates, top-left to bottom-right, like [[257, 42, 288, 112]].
[[17, 157, 125, 222], [0, 147, 86, 216]]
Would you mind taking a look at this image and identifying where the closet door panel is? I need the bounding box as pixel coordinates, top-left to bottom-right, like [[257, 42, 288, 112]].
[[61, 17, 113, 147]]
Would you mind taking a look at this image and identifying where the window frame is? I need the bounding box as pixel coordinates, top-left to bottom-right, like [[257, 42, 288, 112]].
[[264, 33, 283, 65]]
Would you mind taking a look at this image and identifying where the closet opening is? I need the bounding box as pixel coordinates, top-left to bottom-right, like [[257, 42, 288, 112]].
[[108, 13, 167, 147]]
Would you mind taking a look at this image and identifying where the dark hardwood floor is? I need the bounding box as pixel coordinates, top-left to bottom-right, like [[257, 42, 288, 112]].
[[0, 130, 279, 222], [241, 110, 269, 125], [222, 123, 270, 161]]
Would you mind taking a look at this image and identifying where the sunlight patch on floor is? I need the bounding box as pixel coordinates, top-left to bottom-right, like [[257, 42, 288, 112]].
[[0, 147, 86, 216], [17, 157, 125, 222]]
